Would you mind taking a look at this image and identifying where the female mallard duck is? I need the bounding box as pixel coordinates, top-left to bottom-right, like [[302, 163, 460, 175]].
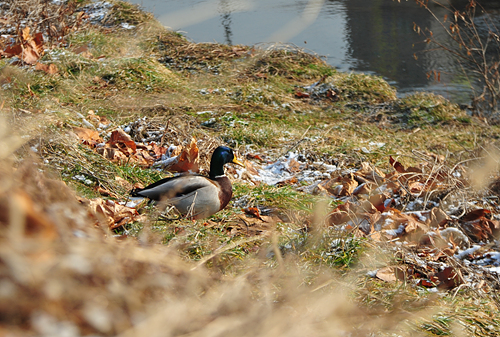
[[131, 146, 243, 219]]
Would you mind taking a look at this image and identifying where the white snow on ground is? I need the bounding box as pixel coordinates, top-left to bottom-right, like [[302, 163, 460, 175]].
[[247, 152, 337, 186]]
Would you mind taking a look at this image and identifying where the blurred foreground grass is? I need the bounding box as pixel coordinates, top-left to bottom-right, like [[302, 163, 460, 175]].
[[1, 0, 500, 336]]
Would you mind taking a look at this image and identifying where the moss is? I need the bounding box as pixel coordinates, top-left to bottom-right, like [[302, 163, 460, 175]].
[[331, 72, 397, 103], [396, 92, 466, 127]]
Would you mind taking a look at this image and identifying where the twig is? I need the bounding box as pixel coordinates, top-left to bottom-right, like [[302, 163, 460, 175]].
[[280, 125, 311, 157]]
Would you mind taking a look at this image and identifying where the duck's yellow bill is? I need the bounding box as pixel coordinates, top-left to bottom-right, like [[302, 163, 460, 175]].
[[232, 157, 244, 167]]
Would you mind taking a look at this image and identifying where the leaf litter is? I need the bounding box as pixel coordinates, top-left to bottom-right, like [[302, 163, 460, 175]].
[[2, 1, 500, 335], [67, 110, 500, 294]]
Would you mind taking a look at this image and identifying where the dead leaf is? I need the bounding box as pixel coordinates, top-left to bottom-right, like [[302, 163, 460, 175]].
[[246, 153, 264, 161], [87, 110, 109, 126], [243, 207, 266, 221], [369, 194, 388, 212], [71, 127, 103, 146], [341, 173, 358, 196], [167, 137, 199, 173], [436, 266, 462, 289], [96, 186, 118, 198], [389, 156, 405, 173], [151, 142, 167, 158], [21, 45, 40, 64], [356, 162, 385, 183], [353, 182, 373, 195], [461, 208, 491, 222], [87, 198, 140, 229], [328, 202, 352, 225], [288, 158, 301, 173], [35, 62, 58, 75], [428, 207, 449, 228], [417, 279, 435, 287], [3, 43, 22, 58], [0, 190, 58, 240], [97, 147, 127, 162], [276, 176, 298, 186], [408, 181, 425, 193], [461, 217, 497, 242], [295, 91, 310, 98], [108, 129, 137, 155], [115, 176, 133, 190], [376, 267, 397, 282]]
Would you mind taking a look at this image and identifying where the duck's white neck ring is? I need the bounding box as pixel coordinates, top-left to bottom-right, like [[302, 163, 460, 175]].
[[213, 174, 226, 179]]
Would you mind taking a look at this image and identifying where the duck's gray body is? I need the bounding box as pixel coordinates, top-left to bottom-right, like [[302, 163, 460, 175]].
[[133, 174, 233, 219]]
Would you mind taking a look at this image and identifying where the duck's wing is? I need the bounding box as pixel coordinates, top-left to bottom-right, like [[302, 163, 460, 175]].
[[131, 175, 215, 201], [168, 184, 222, 219]]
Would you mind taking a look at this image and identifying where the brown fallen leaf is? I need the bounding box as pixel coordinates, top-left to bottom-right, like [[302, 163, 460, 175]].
[[417, 279, 436, 288], [35, 62, 58, 75], [461, 217, 498, 242], [353, 182, 373, 195], [97, 147, 127, 162], [369, 194, 388, 212], [3, 28, 44, 64], [340, 173, 358, 196], [276, 176, 298, 187], [461, 208, 491, 222], [246, 153, 264, 161], [328, 202, 352, 226], [151, 142, 168, 158], [427, 207, 449, 228], [243, 207, 266, 221], [288, 158, 301, 173], [376, 267, 397, 282], [295, 91, 310, 98], [0, 190, 58, 241], [108, 129, 137, 155], [87, 110, 109, 126], [389, 156, 405, 174], [71, 126, 103, 147], [167, 137, 199, 173], [87, 198, 140, 230], [436, 266, 462, 289], [356, 162, 385, 184], [96, 186, 118, 198], [408, 181, 425, 193]]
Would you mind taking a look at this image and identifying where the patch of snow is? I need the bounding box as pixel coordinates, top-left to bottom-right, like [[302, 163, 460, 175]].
[[405, 210, 428, 222], [455, 245, 481, 260], [369, 141, 385, 148], [80, 1, 113, 24], [72, 174, 93, 185], [121, 22, 135, 30], [120, 198, 144, 208], [383, 224, 406, 236]]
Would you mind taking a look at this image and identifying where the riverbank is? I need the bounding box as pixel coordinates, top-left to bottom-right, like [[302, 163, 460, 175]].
[[1, 1, 500, 336]]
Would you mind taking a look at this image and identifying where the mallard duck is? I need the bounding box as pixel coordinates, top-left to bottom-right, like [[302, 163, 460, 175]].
[[131, 146, 244, 219]]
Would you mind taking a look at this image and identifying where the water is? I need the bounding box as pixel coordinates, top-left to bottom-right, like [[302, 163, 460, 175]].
[[127, 0, 500, 105]]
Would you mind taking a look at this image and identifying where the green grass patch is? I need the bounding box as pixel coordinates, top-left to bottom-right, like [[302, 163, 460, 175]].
[[396, 92, 466, 127], [233, 183, 318, 212], [332, 72, 397, 103]]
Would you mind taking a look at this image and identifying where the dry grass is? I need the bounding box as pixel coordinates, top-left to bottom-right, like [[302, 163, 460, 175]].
[[2, 0, 500, 336]]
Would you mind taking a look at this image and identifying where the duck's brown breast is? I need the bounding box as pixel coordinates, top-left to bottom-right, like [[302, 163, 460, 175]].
[[213, 176, 233, 211]]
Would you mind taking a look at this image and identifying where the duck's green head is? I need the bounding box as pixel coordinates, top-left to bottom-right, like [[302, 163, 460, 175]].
[[210, 146, 244, 178]]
